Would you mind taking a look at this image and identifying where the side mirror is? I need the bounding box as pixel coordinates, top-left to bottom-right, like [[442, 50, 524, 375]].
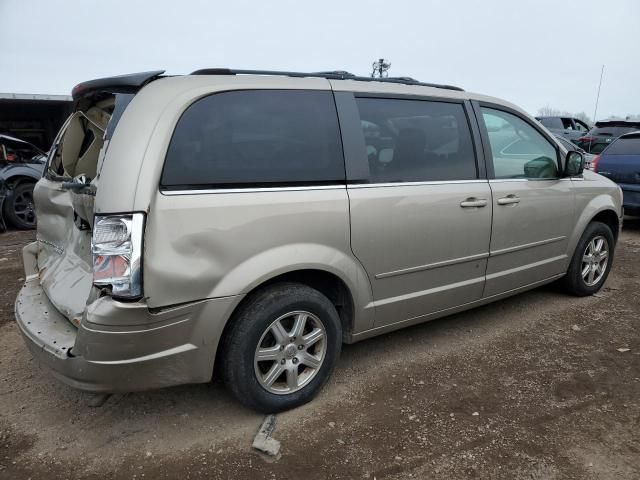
[[564, 150, 585, 177]]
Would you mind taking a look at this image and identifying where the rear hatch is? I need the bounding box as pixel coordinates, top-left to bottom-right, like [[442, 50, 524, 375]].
[[33, 71, 163, 325], [596, 132, 640, 206], [576, 122, 640, 154]]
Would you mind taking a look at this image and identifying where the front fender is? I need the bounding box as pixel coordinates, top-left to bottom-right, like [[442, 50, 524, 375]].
[[0, 163, 44, 184], [567, 190, 622, 259]]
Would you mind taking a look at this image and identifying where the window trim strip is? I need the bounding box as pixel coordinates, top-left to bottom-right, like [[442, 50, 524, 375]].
[[348, 179, 488, 189], [161, 185, 346, 195]]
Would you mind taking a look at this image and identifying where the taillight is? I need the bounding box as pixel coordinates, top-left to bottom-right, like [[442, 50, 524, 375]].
[[591, 154, 601, 172], [91, 213, 144, 298]]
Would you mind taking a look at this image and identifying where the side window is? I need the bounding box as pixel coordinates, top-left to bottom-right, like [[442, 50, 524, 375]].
[[355, 97, 477, 183], [161, 90, 344, 188], [481, 108, 559, 179]]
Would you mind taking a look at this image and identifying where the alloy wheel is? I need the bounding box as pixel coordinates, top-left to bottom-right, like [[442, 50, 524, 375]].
[[581, 235, 609, 287], [254, 310, 327, 395], [13, 189, 36, 227]]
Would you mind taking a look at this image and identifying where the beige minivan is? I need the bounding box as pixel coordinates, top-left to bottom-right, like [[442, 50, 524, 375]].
[[16, 69, 623, 412]]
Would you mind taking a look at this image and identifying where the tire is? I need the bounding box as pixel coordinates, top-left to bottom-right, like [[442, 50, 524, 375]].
[[221, 282, 342, 413], [3, 182, 36, 229], [562, 221, 615, 296]]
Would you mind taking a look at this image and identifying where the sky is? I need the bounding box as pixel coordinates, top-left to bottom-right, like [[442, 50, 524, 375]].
[[1, 0, 639, 120]]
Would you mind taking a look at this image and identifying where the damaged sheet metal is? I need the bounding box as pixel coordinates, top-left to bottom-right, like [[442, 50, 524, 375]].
[[33, 177, 94, 324]]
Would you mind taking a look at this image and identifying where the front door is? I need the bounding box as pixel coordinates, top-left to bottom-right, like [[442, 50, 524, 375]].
[[478, 105, 575, 297], [341, 94, 493, 327]]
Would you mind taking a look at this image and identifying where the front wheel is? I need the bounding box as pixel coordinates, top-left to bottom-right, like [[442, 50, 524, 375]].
[[562, 221, 615, 296], [221, 282, 342, 413]]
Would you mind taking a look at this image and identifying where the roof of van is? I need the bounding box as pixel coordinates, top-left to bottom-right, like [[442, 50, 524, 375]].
[[71, 68, 526, 120], [71, 69, 465, 100]]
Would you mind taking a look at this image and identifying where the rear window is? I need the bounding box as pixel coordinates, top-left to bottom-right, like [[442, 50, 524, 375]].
[[590, 126, 637, 137], [603, 135, 640, 155], [538, 117, 563, 129], [161, 90, 345, 189]]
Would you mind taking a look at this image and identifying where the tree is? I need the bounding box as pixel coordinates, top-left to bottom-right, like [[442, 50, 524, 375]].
[[537, 107, 592, 125], [538, 105, 563, 117], [574, 112, 592, 125]]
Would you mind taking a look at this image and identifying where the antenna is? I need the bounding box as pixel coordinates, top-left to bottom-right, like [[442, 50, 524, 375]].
[[593, 64, 605, 122], [371, 58, 391, 78]]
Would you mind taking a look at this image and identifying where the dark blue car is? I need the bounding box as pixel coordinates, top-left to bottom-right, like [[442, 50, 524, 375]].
[[593, 131, 640, 216]]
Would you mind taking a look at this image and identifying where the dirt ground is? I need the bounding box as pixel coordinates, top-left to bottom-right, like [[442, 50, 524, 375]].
[[0, 222, 638, 480]]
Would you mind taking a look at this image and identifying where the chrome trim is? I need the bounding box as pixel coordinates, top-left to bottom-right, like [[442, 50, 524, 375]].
[[370, 275, 485, 309], [488, 178, 569, 183], [489, 236, 567, 257], [352, 273, 565, 341], [374, 236, 566, 279], [376, 252, 489, 279], [349, 179, 487, 189], [161, 185, 346, 195], [485, 255, 567, 281]]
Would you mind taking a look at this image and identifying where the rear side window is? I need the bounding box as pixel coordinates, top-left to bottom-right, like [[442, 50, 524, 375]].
[[161, 90, 344, 188], [354, 97, 477, 183], [604, 135, 640, 155]]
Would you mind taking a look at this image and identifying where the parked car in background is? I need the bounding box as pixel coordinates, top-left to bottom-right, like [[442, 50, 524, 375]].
[[15, 69, 622, 413], [575, 120, 640, 155], [591, 131, 640, 216], [553, 134, 596, 169], [0, 134, 46, 229], [536, 116, 591, 143], [0, 179, 7, 233]]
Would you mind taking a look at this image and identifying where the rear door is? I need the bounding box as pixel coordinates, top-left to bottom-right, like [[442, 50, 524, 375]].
[[336, 92, 492, 326], [476, 103, 575, 296]]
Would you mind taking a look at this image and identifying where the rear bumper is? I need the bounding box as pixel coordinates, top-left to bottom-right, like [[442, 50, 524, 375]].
[[15, 243, 241, 393]]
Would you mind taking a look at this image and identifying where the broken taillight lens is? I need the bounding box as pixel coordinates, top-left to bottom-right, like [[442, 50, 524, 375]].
[[91, 213, 144, 298]]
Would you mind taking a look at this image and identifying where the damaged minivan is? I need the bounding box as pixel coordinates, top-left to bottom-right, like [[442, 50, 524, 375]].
[[16, 69, 623, 412]]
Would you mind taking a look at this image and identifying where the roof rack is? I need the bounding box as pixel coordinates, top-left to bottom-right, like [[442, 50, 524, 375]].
[[190, 68, 464, 91]]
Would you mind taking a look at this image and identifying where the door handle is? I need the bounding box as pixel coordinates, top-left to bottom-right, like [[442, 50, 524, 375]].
[[497, 194, 520, 205], [460, 198, 488, 208]]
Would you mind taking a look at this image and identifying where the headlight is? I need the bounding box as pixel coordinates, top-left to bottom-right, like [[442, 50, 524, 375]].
[[91, 213, 144, 298]]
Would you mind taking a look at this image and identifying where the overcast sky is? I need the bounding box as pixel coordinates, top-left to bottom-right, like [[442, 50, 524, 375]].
[[1, 0, 638, 119]]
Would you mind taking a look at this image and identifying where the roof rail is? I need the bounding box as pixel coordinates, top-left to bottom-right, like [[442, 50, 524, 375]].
[[189, 68, 464, 91]]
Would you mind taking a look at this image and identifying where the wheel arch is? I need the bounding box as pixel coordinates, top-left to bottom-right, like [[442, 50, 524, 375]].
[[590, 209, 620, 243], [213, 265, 371, 381], [567, 195, 621, 262], [3, 174, 37, 189]]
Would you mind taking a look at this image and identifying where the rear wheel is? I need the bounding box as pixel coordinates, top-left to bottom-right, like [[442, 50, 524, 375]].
[[562, 221, 614, 296], [4, 183, 36, 229], [221, 282, 341, 413]]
